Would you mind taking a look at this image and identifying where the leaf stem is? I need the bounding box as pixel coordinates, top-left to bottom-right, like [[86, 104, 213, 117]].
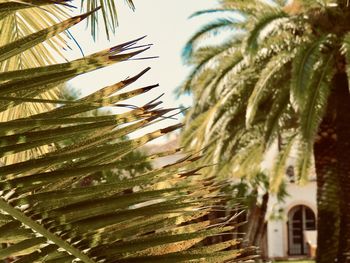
[[0, 198, 96, 263]]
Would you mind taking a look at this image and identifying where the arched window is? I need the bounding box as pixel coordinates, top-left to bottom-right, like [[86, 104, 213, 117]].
[[287, 205, 316, 255]]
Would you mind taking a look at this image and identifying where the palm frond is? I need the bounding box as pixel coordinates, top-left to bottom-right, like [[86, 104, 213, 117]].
[[183, 18, 243, 60], [219, 0, 270, 15], [0, 1, 71, 163], [263, 80, 291, 145], [190, 8, 241, 18], [290, 37, 325, 112], [0, 66, 247, 263], [295, 51, 334, 182], [341, 32, 350, 87], [0, 2, 251, 262], [245, 10, 288, 54], [246, 52, 292, 128], [81, 0, 135, 40], [0, 9, 96, 63], [270, 133, 297, 192], [179, 39, 243, 95], [178, 0, 334, 195]]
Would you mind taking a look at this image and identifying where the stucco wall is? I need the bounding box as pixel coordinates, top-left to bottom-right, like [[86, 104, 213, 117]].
[[266, 181, 317, 258]]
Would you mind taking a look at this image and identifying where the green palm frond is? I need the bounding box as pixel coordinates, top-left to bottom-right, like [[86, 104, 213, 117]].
[[231, 140, 264, 179], [81, 0, 135, 39], [244, 10, 288, 54], [290, 37, 325, 112], [179, 0, 342, 195], [246, 52, 292, 128], [180, 39, 243, 95], [0, 135, 247, 261], [0, 37, 150, 98], [190, 0, 270, 19], [0, 0, 70, 19], [0, 10, 96, 64], [270, 133, 297, 192], [295, 51, 334, 182], [219, 0, 270, 15], [190, 8, 241, 18], [183, 18, 243, 60], [0, 4, 69, 70], [341, 32, 350, 86], [190, 38, 242, 65], [0, 1, 72, 163], [0, 1, 251, 262], [181, 110, 209, 150], [263, 80, 291, 145]]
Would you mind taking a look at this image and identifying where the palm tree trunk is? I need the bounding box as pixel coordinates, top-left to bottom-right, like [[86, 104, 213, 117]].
[[334, 71, 350, 262], [314, 120, 340, 263], [244, 190, 259, 245], [315, 69, 350, 262], [243, 190, 268, 260], [252, 192, 269, 247]]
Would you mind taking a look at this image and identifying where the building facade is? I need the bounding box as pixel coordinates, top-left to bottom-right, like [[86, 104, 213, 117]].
[[266, 181, 317, 259]]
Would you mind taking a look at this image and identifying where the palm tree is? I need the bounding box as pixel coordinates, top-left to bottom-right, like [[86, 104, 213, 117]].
[[180, 0, 350, 261], [0, 1, 254, 262]]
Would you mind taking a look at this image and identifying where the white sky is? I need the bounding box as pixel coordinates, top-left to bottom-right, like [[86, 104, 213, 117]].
[[67, 0, 216, 103], [65, 0, 217, 141]]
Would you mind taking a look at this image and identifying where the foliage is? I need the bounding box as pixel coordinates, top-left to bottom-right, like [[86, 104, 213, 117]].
[[60, 86, 153, 182], [180, 0, 350, 188], [81, 0, 135, 39], [180, 0, 350, 261], [0, 1, 255, 262]]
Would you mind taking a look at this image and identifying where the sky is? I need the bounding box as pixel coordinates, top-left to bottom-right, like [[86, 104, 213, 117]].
[[65, 0, 218, 140]]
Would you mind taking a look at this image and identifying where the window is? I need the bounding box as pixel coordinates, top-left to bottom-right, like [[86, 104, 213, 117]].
[[287, 205, 316, 255]]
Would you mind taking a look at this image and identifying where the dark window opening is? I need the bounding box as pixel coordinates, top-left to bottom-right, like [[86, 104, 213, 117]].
[[287, 205, 316, 255]]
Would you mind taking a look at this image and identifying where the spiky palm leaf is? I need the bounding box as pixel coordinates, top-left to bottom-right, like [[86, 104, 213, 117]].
[[0, 1, 254, 262], [0, 0, 72, 164], [0, 0, 138, 165]]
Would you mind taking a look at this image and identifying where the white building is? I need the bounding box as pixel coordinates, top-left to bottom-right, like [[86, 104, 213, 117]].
[[266, 180, 317, 259]]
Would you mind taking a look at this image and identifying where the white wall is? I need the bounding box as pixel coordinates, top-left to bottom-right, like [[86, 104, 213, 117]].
[[266, 181, 317, 258]]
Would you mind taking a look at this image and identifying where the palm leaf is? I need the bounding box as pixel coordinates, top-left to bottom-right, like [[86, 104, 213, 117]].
[[290, 37, 325, 112], [183, 18, 243, 59], [81, 0, 135, 39], [270, 133, 297, 192], [0, 1, 71, 164], [295, 51, 334, 182], [0, 9, 97, 63], [245, 10, 288, 54], [246, 52, 292, 128], [0, 2, 249, 262], [178, 0, 331, 195]]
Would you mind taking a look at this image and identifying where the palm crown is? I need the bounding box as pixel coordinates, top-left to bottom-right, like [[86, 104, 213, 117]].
[[180, 0, 350, 261], [181, 0, 350, 186]]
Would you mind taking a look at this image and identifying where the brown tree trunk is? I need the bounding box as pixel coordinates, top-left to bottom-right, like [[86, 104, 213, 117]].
[[314, 120, 340, 263], [315, 68, 350, 263], [334, 71, 350, 263], [252, 192, 269, 247], [244, 191, 269, 260], [314, 67, 343, 262], [244, 190, 259, 245]]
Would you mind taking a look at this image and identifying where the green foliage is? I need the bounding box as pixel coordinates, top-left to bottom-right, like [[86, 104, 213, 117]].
[[60, 86, 153, 182], [0, 1, 254, 262], [179, 0, 350, 191], [81, 0, 135, 39]]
